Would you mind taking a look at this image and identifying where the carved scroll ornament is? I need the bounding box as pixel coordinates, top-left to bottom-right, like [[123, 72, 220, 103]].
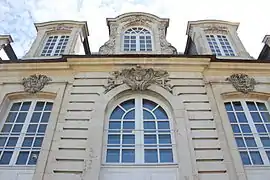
[[105, 66, 172, 93], [22, 74, 52, 93], [226, 73, 256, 94]]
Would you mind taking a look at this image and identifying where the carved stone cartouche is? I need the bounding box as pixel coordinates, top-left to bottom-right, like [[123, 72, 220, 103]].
[[22, 74, 52, 93], [105, 66, 172, 93], [226, 73, 256, 94]]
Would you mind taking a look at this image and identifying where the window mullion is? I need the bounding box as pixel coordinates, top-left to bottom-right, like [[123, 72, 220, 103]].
[[136, 35, 140, 51], [135, 97, 143, 164], [52, 36, 60, 55], [215, 35, 224, 55]]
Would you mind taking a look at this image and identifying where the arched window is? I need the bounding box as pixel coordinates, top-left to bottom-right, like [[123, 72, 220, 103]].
[[123, 27, 152, 52], [224, 100, 270, 165], [105, 97, 174, 164], [0, 100, 53, 165]]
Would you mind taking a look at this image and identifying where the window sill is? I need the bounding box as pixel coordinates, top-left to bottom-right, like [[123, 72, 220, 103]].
[[244, 165, 270, 171], [102, 163, 178, 168], [0, 165, 35, 170]]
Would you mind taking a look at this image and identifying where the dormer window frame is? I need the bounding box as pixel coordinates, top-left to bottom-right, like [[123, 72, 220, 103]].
[[122, 27, 154, 52], [205, 34, 236, 56]]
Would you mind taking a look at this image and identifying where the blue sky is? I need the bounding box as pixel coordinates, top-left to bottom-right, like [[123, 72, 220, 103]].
[[1, 0, 270, 58]]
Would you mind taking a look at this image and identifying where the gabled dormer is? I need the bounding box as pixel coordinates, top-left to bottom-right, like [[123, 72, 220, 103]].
[[185, 20, 252, 59], [99, 12, 177, 54], [24, 20, 90, 58]]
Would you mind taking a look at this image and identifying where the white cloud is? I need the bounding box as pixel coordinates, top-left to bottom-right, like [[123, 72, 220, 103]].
[[0, 0, 269, 58]]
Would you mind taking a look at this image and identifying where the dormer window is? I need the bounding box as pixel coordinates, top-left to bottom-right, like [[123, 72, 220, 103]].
[[40, 35, 69, 56], [123, 27, 152, 52], [206, 34, 235, 56]]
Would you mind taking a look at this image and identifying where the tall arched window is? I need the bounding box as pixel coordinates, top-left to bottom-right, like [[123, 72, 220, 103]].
[[0, 100, 53, 165], [225, 100, 270, 165], [105, 97, 174, 164], [123, 27, 153, 52]]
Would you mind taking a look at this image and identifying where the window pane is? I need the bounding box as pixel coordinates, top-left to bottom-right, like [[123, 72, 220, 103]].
[[10, 103, 21, 111], [16, 152, 29, 165], [22, 137, 34, 147], [41, 112, 51, 122], [12, 124, 23, 133], [236, 112, 248, 122], [144, 121, 156, 129], [0, 151, 13, 164], [38, 124, 47, 133], [21, 102, 31, 111], [44, 102, 53, 111], [232, 102, 243, 111], [158, 121, 170, 130], [28, 151, 39, 165], [240, 124, 251, 133], [145, 149, 158, 163], [160, 149, 173, 163], [27, 124, 38, 133], [240, 151, 251, 165], [227, 112, 237, 122], [236, 137, 245, 147], [266, 151, 270, 161], [35, 102, 45, 111], [122, 135, 135, 144], [143, 110, 155, 119], [6, 137, 18, 146], [106, 149, 120, 163], [33, 137, 44, 147], [261, 112, 270, 122], [107, 135, 120, 144], [110, 106, 125, 119], [251, 112, 262, 122], [143, 99, 157, 110], [257, 102, 267, 111], [123, 122, 134, 130], [123, 110, 135, 119], [250, 151, 263, 165], [255, 124, 267, 133], [31, 112, 41, 122], [0, 137, 7, 146], [244, 137, 257, 147], [225, 102, 233, 111], [1, 124, 12, 132], [120, 99, 134, 110], [6, 112, 17, 122], [231, 124, 240, 133], [159, 134, 171, 144], [144, 135, 157, 144], [122, 149, 135, 163], [260, 137, 270, 147], [16, 112, 27, 123], [109, 122, 121, 129], [247, 102, 257, 111], [154, 107, 168, 119]]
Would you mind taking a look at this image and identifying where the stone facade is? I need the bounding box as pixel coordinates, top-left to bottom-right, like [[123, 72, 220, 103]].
[[0, 12, 270, 180]]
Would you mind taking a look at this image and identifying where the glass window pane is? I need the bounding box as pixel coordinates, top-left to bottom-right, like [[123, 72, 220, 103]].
[[244, 137, 257, 147], [41, 112, 51, 122], [123, 110, 135, 119], [31, 112, 41, 122], [143, 110, 155, 119], [123, 121, 134, 130], [143, 99, 157, 110], [107, 135, 120, 144], [0, 137, 7, 146], [6, 112, 17, 122], [233, 102, 243, 111], [266, 151, 270, 161], [38, 124, 47, 133], [0, 151, 13, 164], [27, 124, 38, 133], [44, 102, 53, 111], [28, 151, 39, 165], [11, 103, 21, 111], [12, 124, 23, 133], [110, 106, 125, 119], [240, 124, 251, 133], [158, 121, 170, 130], [35, 102, 45, 111], [260, 137, 270, 147], [154, 107, 168, 119], [261, 112, 270, 122], [231, 124, 240, 133], [109, 121, 121, 129], [144, 121, 156, 129], [266, 124, 270, 132], [144, 135, 157, 144], [227, 112, 237, 122], [145, 149, 158, 163], [250, 151, 263, 165], [1, 124, 12, 132], [16, 112, 27, 123], [251, 112, 262, 122], [160, 149, 173, 163], [122, 135, 135, 144], [225, 102, 233, 111], [120, 99, 134, 110], [6, 137, 18, 146], [247, 102, 257, 111], [22, 137, 34, 147], [257, 102, 267, 111], [122, 149, 135, 163], [255, 124, 267, 133], [236, 137, 245, 147], [240, 151, 251, 165], [236, 112, 248, 122], [106, 149, 120, 163], [16, 151, 29, 165], [34, 137, 44, 147], [159, 134, 171, 144], [21, 102, 31, 111]]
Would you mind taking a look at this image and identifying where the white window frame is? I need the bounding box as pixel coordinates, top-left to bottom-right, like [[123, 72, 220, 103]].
[[206, 34, 236, 56], [122, 27, 153, 52], [40, 35, 69, 56], [0, 99, 53, 166], [103, 95, 176, 165], [225, 100, 270, 165]]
